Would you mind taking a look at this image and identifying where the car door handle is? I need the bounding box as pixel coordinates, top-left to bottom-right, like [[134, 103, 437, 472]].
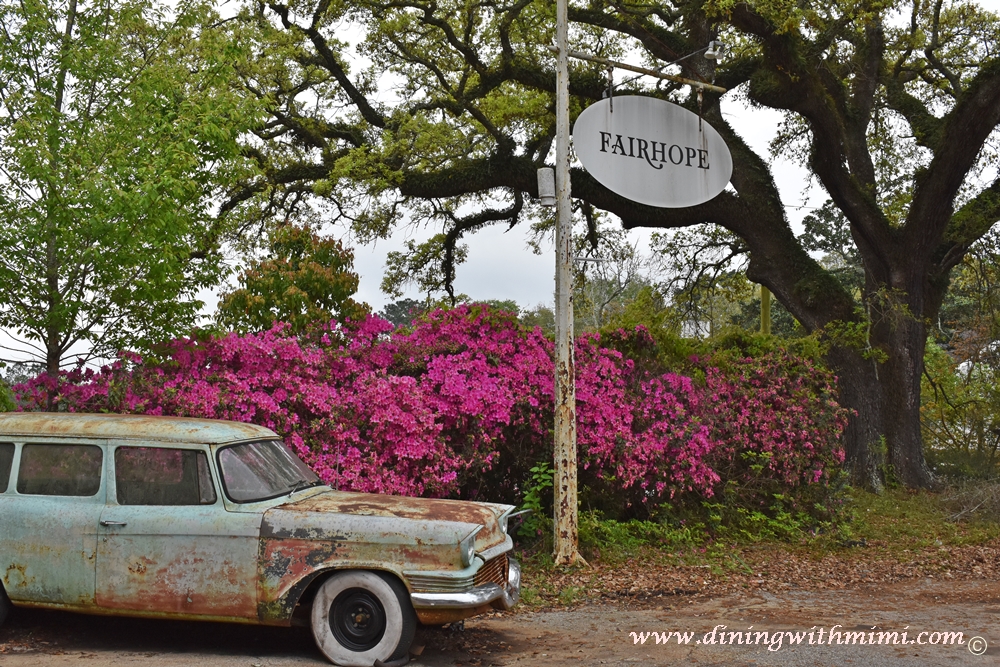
[[100, 520, 127, 527]]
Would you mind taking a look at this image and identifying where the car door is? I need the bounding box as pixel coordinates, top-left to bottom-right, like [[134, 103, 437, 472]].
[[0, 441, 105, 606], [95, 444, 261, 619]]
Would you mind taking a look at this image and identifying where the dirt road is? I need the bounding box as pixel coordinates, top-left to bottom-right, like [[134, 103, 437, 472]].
[[1, 578, 997, 666]]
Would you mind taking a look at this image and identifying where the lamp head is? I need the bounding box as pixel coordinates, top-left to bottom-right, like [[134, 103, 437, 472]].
[[704, 40, 727, 61], [537, 167, 556, 207]]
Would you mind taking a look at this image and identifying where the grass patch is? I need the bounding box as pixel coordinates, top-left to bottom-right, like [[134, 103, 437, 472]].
[[511, 483, 1000, 608], [941, 481, 1000, 523], [578, 512, 705, 563], [516, 482, 1000, 576], [835, 486, 1000, 552], [558, 586, 585, 605], [518, 586, 542, 606]]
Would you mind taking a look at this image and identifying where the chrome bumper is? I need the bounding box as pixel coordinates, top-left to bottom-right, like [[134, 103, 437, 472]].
[[410, 557, 520, 611]]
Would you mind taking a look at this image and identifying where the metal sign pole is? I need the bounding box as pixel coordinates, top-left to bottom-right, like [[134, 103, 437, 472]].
[[552, 0, 584, 567]]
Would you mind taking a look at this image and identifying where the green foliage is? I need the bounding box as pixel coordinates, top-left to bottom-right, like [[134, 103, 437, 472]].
[[707, 329, 826, 365], [732, 293, 804, 337], [381, 234, 470, 300], [0, 0, 263, 371], [798, 201, 864, 295], [379, 298, 427, 328], [557, 586, 584, 605], [577, 512, 703, 561], [517, 585, 542, 606], [599, 285, 675, 334], [921, 229, 1000, 480], [935, 228, 1000, 354], [598, 318, 828, 384], [846, 487, 1000, 549], [921, 340, 1000, 478], [0, 380, 13, 412], [519, 304, 556, 337], [705, 478, 851, 543], [217, 223, 369, 334], [518, 461, 554, 541], [0, 361, 35, 412], [821, 318, 884, 361]]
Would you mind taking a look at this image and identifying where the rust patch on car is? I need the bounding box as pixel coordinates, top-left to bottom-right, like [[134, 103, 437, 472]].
[[0, 412, 274, 445], [415, 604, 494, 626], [257, 537, 343, 624], [274, 490, 512, 552], [257, 567, 323, 625], [4, 563, 31, 589], [97, 546, 256, 619]]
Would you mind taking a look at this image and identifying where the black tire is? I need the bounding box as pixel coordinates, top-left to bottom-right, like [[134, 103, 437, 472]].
[[310, 571, 416, 667], [0, 583, 10, 628]]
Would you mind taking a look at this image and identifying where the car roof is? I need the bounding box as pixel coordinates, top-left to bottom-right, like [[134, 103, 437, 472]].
[[0, 412, 277, 445]]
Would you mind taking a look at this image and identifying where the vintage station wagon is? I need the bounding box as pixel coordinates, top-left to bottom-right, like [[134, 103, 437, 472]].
[[0, 413, 520, 666]]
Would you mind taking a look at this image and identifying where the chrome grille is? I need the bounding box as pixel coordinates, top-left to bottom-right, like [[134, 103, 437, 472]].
[[406, 573, 475, 593], [474, 554, 508, 587], [406, 553, 509, 593]]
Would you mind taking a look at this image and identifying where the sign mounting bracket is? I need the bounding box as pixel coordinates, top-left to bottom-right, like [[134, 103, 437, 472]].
[[544, 45, 727, 94]]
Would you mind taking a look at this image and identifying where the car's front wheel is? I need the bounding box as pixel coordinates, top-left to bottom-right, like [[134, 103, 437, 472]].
[[0, 583, 10, 628], [310, 571, 416, 667]]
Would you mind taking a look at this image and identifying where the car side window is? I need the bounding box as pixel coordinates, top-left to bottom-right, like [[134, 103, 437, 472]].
[[0, 443, 13, 493], [17, 444, 103, 496], [115, 447, 217, 506]]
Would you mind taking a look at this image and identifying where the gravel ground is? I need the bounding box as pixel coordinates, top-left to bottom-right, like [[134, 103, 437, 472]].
[[1, 578, 997, 666]]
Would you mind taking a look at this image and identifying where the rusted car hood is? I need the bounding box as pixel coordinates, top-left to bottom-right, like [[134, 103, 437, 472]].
[[265, 490, 513, 552]]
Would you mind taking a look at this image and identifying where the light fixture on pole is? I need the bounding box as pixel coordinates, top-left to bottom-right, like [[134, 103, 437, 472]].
[[704, 40, 727, 61], [537, 168, 556, 207]]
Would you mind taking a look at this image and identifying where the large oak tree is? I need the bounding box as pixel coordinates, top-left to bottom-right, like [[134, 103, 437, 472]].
[[231, 0, 1000, 490]]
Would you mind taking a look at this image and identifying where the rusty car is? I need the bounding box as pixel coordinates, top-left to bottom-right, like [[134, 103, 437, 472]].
[[0, 413, 520, 666]]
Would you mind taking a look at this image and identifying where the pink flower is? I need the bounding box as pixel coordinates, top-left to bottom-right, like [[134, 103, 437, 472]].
[[13, 310, 849, 508]]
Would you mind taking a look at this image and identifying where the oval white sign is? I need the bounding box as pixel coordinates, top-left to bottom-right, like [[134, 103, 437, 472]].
[[572, 96, 733, 208]]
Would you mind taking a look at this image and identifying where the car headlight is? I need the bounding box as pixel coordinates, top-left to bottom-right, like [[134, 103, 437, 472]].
[[460, 526, 482, 568], [500, 509, 531, 535]]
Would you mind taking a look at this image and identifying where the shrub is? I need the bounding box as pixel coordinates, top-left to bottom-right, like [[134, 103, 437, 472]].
[[15, 307, 849, 533], [921, 340, 1000, 479], [0, 380, 13, 412]]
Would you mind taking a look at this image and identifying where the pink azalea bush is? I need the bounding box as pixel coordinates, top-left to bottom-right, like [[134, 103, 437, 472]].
[[14, 305, 849, 521]]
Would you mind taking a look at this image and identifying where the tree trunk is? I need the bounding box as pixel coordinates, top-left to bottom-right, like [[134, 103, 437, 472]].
[[816, 334, 935, 491], [879, 315, 936, 488], [825, 345, 885, 491], [42, 0, 78, 414]]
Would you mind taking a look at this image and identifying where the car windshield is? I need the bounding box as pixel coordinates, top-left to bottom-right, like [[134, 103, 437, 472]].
[[217, 440, 321, 503]]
